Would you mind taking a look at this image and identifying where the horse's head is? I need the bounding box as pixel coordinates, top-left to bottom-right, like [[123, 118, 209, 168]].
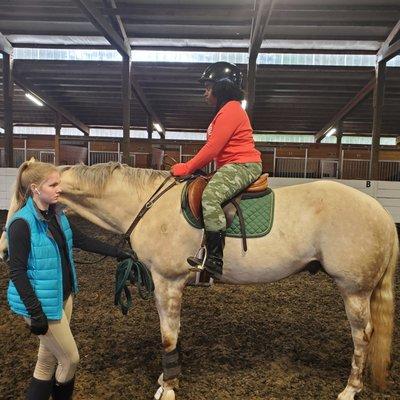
[[0, 191, 20, 262], [0, 229, 8, 261]]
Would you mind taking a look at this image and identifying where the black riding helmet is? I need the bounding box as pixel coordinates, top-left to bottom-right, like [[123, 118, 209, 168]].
[[199, 61, 243, 88]]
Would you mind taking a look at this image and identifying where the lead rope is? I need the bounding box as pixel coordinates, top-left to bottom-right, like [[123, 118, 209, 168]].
[[114, 255, 154, 315]]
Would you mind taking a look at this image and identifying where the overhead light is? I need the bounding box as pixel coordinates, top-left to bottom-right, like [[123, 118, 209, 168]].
[[241, 99, 247, 110], [153, 122, 163, 133], [326, 128, 337, 137], [25, 93, 44, 106]]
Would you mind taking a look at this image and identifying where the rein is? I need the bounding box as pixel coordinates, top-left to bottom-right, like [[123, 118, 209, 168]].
[[124, 175, 180, 240]]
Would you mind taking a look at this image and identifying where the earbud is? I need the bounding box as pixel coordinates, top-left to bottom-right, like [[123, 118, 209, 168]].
[[34, 188, 41, 196]]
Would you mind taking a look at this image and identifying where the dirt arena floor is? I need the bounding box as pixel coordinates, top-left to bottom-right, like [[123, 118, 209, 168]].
[[0, 210, 399, 400]]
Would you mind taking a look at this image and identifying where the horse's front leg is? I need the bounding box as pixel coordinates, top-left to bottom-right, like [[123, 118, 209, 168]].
[[152, 271, 187, 400]]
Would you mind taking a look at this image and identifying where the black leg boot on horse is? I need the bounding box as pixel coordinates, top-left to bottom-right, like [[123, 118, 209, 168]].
[[187, 230, 225, 278], [52, 377, 75, 400], [26, 377, 53, 400]]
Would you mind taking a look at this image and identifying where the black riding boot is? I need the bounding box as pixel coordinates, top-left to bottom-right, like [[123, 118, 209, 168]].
[[26, 377, 53, 400], [187, 230, 225, 277], [52, 377, 75, 400]]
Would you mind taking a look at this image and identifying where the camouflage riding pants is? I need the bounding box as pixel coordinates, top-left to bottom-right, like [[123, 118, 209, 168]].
[[202, 162, 262, 231]]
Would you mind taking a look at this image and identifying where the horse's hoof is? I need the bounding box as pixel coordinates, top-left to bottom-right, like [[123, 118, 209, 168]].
[[337, 386, 360, 400], [154, 386, 175, 400]]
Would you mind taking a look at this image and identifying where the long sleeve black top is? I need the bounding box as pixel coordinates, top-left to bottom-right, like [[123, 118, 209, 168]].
[[7, 208, 121, 318]]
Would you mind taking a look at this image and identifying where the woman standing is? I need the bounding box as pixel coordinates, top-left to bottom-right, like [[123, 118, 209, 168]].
[[6, 160, 132, 400], [171, 61, 262, 277]]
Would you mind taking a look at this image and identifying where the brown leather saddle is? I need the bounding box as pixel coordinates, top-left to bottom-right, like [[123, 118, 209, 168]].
[[187, 173, 268, 220], [186, 173, 269, 250]]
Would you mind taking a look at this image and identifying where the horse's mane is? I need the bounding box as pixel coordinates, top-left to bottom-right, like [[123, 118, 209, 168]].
[[64, 162, 170, 196]]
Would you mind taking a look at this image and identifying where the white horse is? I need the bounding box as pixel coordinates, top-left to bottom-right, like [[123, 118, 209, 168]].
[[0, 162, 397, 400]]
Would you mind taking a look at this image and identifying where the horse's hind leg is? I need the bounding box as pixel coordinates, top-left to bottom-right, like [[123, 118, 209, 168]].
[[152, 271, 187, 400], [337, 291, 373, 400]]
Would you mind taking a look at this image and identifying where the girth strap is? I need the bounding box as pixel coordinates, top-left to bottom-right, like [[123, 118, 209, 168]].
[[230, 199, 247, 251]]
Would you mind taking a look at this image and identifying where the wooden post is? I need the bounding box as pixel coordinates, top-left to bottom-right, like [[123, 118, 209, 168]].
[[121, 55, 131, 164], [246, 56, 256, 122], [54, 113, 61, 165], [3, 52, 14, 167], [369, 61, 386, 180], [87, 141, 91, 165], [147, 116, 153, 140], [336, 121, 343, 179]]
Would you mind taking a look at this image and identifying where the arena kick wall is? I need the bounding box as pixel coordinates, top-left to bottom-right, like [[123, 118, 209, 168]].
[[0, 168, 399, 223]]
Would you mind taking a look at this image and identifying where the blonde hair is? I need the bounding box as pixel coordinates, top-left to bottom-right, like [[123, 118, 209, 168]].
[[13, 159, 59, 211]]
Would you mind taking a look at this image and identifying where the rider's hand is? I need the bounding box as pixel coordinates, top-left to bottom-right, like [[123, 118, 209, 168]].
[[170, 163, 189, 177]]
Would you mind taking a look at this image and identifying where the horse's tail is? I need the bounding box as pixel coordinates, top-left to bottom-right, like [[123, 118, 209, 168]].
[[368, 222, 398, 389]]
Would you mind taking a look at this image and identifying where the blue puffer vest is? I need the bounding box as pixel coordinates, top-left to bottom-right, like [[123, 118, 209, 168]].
[[6, 197, 78, 320]]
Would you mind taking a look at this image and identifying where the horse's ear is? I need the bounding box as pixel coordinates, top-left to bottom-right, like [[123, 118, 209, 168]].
[[28, 157, 36, 163]]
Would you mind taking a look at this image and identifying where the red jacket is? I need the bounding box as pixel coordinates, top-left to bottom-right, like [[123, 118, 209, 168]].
[[184, 100, 261, 174]]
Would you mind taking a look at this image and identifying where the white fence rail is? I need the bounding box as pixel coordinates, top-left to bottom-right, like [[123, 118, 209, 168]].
[[274, 157, 400, 181], [2, 169, 400, 223], [2, 146, 400, 181]]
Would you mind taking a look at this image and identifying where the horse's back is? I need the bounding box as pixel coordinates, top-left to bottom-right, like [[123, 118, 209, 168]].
[[275, 180, 390, 220]]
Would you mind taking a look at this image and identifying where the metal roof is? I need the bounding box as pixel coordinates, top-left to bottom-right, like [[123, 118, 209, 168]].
[[0, 1, 400, 137], [1, 0, 399, 52]]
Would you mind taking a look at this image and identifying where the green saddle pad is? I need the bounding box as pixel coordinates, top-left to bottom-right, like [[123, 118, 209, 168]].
[[181, 184, 275, 238]]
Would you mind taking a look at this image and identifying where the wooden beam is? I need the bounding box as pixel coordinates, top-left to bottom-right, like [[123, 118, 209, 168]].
[[72, 0, 130, 57], [0, 32, 13, 55], [377, 19, 400, 62], [103, 0, 129, 44], [13, 74, 90, 135], [315, 78, 374, 142], [121, 56, 131, 164], [381, 19, 400, 49], [3, 52, 14, 167], [369, 62, 386, 180], [248, 0, 275, 62], [247, 0, 275, 119], [54, 113, 61, 166], [377, 39, 400, 63]]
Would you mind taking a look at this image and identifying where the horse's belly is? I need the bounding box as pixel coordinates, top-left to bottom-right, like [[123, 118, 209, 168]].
[[221, 236, 312, 284]]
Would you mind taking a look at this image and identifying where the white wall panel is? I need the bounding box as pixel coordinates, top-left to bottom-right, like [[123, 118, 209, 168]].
[[1, 170, 400, 222]]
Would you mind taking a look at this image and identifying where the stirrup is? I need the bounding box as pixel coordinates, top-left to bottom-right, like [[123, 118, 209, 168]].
[[187, 246, 207, 272]]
